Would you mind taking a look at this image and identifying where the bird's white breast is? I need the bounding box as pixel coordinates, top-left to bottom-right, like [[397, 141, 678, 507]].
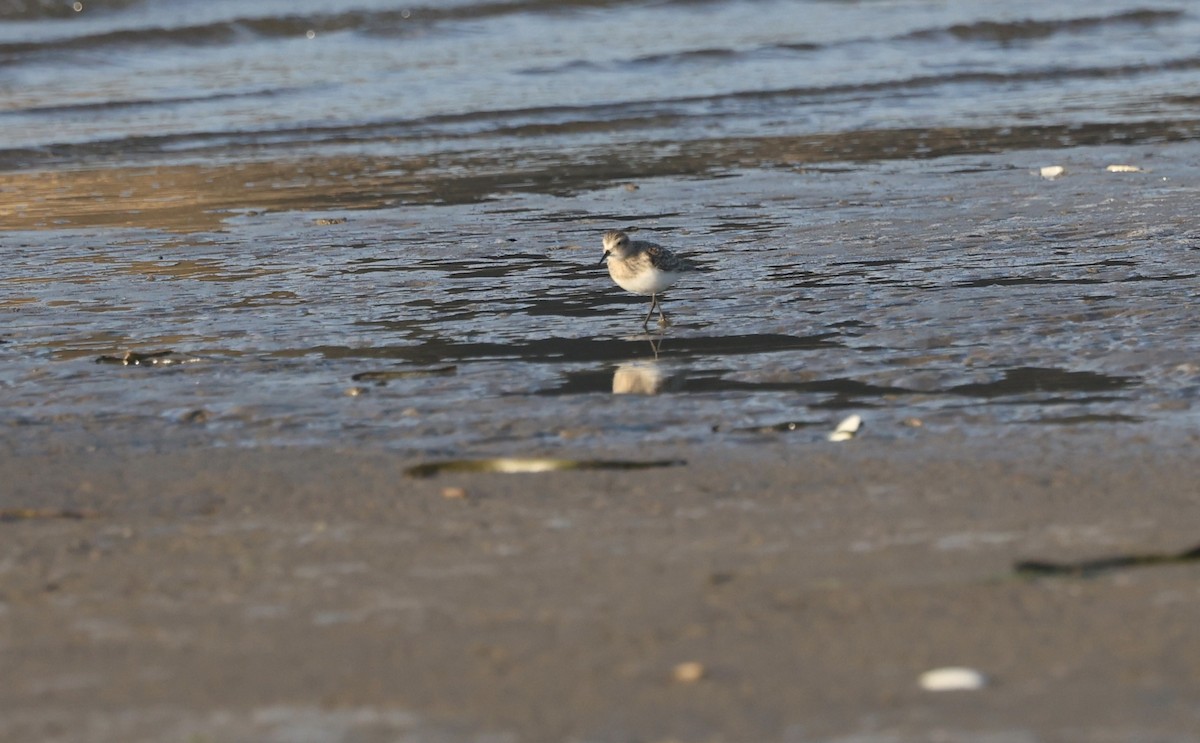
[[610, 266, 680, 295]]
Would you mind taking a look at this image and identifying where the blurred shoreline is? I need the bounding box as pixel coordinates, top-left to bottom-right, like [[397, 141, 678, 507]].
[[7, 118, 1200, 233], [3, 429, 1200, 741]]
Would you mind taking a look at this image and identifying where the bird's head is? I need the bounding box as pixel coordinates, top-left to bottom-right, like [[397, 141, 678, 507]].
[[599, 230, 631, 265]]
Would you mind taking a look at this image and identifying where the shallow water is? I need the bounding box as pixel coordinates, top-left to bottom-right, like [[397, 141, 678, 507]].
[[2, 0, 1199, 453]]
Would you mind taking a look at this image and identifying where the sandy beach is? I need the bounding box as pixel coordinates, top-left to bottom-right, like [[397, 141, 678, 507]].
[[5, 2, 1200, 740], [4, 428, 1200, 742]]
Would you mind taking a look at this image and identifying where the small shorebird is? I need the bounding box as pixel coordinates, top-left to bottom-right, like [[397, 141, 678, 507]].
[[599, 229, 699, 329]]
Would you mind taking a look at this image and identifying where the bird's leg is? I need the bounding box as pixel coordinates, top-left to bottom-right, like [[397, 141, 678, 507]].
[[642, 294, 658, 329], [657, 299, 670, 327]]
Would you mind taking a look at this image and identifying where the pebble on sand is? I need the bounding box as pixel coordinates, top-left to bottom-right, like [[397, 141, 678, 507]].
[[440, 486, 468, 500], [1039, 165, 1066, 179], [672, 662, 706, 683], [919, 666, 987, 691]]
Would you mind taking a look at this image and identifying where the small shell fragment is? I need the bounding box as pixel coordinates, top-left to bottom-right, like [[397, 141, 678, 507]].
[[919, 667, 987, 691], [1039, 165, 1066, 179], [1105, 164, 1143, 173], [672, 661, 706, 683], [440, 486, 468, 500], [827, 414, 863, 442]]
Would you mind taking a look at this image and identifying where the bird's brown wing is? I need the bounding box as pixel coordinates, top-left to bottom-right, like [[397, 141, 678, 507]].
[[644, 244, 697, 272]]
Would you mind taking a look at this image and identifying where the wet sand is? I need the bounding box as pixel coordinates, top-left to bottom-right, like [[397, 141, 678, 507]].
[[5, 146, 1200, 742], [7, 3, 1200, 740], [4, 428, 1200, 743], [5, 128, 1200, 743]]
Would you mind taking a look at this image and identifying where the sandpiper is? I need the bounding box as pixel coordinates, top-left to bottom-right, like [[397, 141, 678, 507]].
[[599, 229, 699, 329]]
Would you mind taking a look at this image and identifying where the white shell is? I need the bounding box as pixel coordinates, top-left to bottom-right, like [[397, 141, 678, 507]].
[[1105, 164, 1143, 173], [1039, 165, 1065, 179], [672, 661, 706, 683], [827, 414, 862, 442], [919, 667, 987, 691]]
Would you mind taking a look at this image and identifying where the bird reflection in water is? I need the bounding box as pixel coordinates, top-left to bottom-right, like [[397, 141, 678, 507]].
[[612, 336, 683, 395], [612, 361, 665, 395]]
